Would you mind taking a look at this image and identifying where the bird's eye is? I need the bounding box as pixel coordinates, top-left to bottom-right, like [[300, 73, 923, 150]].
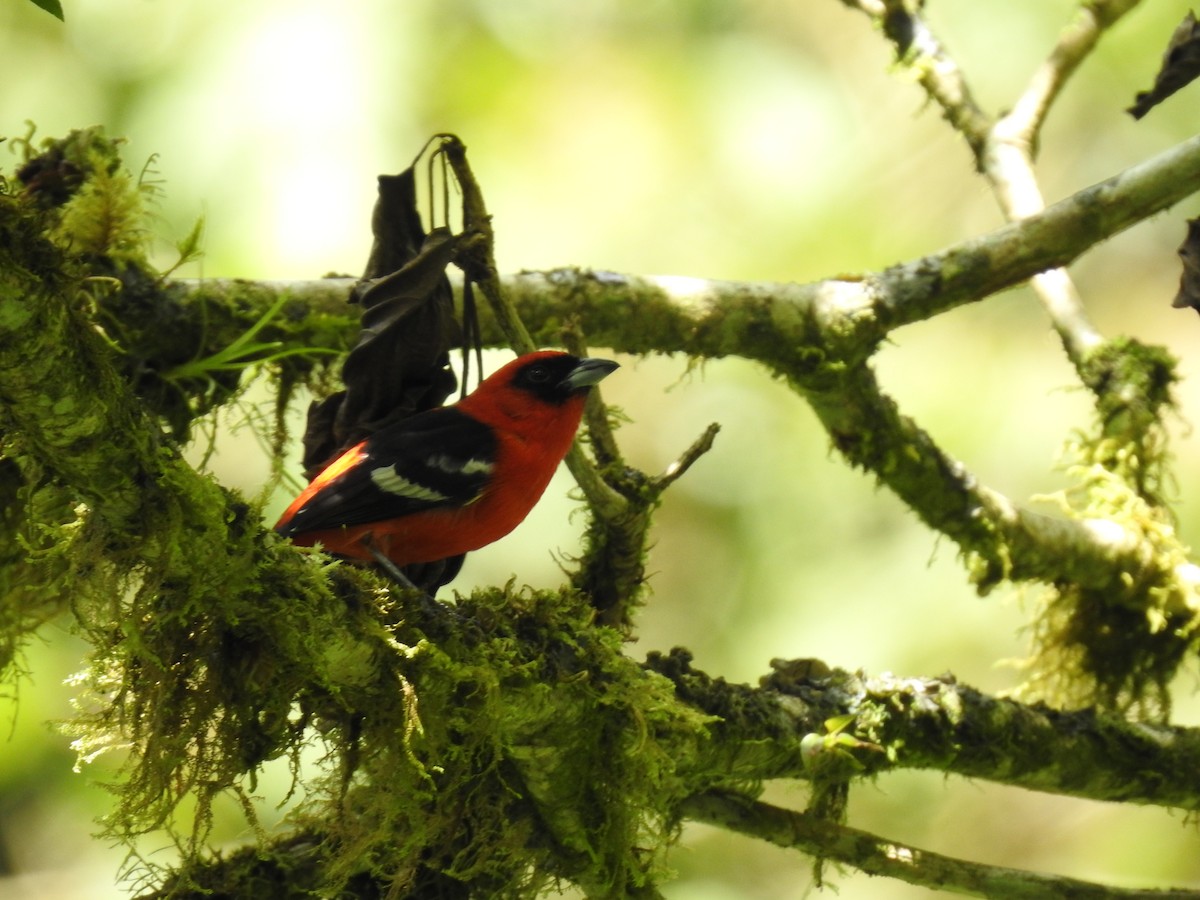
[[526, 365, 551, 383]]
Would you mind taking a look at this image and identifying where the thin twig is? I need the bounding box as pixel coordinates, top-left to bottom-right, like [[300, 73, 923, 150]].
[[840, 0, 993, 159], [437, 138, 627, 523], [983, 1, 1142, 362], [560, 323, 624, 468], [1003, 0, 1143, 145], [841, 1, 1140, 365], [653, 423, 719, 490], [437, 136, 538, 355]]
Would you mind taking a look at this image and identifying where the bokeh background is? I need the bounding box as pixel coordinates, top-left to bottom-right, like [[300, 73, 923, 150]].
[[3, 0, 1200, 897]]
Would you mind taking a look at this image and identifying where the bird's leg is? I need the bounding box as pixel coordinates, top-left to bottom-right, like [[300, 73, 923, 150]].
[[364, 542, 423, 592], [361, 540, 468, 633]]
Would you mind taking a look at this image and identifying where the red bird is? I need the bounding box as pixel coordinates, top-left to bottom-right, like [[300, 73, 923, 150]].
[[275, 350, 618, 571]]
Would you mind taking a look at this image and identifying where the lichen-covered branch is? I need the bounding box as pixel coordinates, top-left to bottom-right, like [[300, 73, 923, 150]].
[[1005, 0, 1143, 143], [184, 129, 1200, 363], [832, 0, 1200, 710], [839, 0, 992, 158], [864, 131, 1200, 337], [985, 0, 1139, 364], [842, 0, 1144, 363], [801, 359, 1166, 596]]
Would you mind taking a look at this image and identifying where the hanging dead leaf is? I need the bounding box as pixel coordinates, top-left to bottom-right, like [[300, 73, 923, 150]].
[[301, 168, 463, 478], [1172, 217, 1200, 314], [1128, 11, 1200, 120], [299, 138, 482, 593]]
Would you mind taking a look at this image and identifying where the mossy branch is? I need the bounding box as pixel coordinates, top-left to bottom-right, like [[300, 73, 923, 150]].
[[123, 649, 1200, 896], [4, 254, 1199, 893], [11, 214, 1200, 891], [841, 0, 1142, 363], [650, 650, 1200, 811], [835, 0, 1192, 714], [681, 790, 1200, 899], [0, 198, 155, 530]]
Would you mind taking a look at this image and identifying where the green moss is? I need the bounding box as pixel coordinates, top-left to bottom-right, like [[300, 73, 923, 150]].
[[62, 487, 376, 869], [3, 129, 344, 445], [0, 453, 82, 681], [280, 585, 712, 896], [1018, 337, 1194, 714], [51, 156, 148, 267], [1019, 458, 1195, 716], [57, 518, 712, 897], [12, 125, 123, 207], [1026, 582, 1188, 716], [1077, 336, 1178, 503], [0, 193, 68, 313]]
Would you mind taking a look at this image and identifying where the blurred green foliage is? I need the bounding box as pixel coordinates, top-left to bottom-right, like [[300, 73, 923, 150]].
[[3, 1, 1200, 898]]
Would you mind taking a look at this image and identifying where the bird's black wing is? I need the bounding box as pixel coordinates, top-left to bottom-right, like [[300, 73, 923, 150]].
[[277, 406, 497, 535]]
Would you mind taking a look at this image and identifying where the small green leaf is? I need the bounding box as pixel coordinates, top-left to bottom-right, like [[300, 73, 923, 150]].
[[822, 713, 856, 736], [165, 291, 338, 384], [174, 217, 205, 265], [158, 216, 205, 280], [28, 0, 65, 21]]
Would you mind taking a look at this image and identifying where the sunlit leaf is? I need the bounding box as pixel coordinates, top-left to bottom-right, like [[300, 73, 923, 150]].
[[158, 215, 205, 279]]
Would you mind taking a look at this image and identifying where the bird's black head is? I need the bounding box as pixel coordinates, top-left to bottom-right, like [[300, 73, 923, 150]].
[[508, 351, 619, 404]]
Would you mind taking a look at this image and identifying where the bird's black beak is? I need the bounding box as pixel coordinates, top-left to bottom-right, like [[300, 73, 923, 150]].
[[561, 357, 619, 391]]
